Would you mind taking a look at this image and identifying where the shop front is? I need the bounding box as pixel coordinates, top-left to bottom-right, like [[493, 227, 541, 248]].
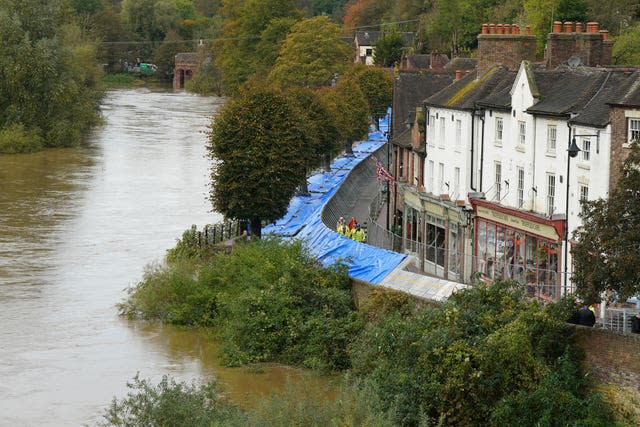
[[470, 198, 566, 301], [403, 188, 468, 282]]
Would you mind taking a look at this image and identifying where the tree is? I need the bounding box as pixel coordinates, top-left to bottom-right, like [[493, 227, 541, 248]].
[[320, 76, 369, 156], [348, 65, 393, 129], [268, 16, 352, 89], [572, 142, 640, 302], [207, 87, 309, 237], [612, 22, 640, 65], [286, 87, 341, 180], [0, 0, 103, 152], [216, 0, 301, 93], [373, 29, 405, 67]]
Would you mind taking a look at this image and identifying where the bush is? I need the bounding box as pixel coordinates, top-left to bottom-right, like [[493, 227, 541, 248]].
[[0, 123, 44, 154], [347, 281, 615, 426], [121, 236, 359, 370], [97, 374, 245, 427]]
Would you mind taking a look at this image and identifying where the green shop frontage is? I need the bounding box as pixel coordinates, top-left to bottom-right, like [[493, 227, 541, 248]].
[[470, 198, 566, 301], [400, 187, 473, 283]]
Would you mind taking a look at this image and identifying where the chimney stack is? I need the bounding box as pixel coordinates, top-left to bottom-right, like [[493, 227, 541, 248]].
[[477, 23, 537, 76], [545, 21, 612, 68]]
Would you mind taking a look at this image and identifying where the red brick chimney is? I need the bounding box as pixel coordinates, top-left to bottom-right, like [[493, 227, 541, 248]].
[[545, 21, 613, 68], [477, 23, 537, 76]]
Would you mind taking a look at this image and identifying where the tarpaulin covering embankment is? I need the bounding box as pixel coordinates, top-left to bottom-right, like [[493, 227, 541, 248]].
[[264, 118, 406, 284]]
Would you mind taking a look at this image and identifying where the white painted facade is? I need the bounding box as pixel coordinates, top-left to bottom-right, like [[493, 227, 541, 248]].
[[424, 107, 475, 203]]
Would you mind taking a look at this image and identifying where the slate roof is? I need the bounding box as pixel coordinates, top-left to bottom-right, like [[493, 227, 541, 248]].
[[391, 72, 457, 143], [355, 31, 414, 47], [444, 57, 477, 71], [403, 54, 450, 70], [425, 66, 516, 111], [175, 52, 198, 63], [605, 69, 640, 108]]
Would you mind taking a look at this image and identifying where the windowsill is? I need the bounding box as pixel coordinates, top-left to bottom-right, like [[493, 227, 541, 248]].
[[494, 140, 503, 147], [577, 162, 590, 170], [515, 144, 525, 153], [545, 150, 556, 158]]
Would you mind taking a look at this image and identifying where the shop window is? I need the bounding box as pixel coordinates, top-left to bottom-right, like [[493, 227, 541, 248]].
[[449, 223, 460, 274], [494, 162, 502, 201], [426, 222, 445, 268]]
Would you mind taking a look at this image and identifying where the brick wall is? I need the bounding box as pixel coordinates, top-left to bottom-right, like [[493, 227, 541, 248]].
[[572, 325, 640, 389], [477, 33, 537, 76], [609, 108, 633, 189]]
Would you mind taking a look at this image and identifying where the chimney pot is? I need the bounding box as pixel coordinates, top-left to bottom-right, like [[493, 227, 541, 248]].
[[552, 21, 562, 33], [497, 24, 503, 34], [482, 23, 488, 34], [575, 22, 583, 33], [455, 70, 462, 80], [525, 25, 531, 35], [563, 21, 573, 33], [512, 24, 520, 34], [587, 22, 599, 33], [504, 24, 511, 34], [600, 29, 609, 41], [489, 23, 495, 34]]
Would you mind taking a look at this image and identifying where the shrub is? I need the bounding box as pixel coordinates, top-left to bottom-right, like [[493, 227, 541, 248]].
[[0, 123, 43, 154], [97, 374, 245, 427], [347, 281, 615, 426]]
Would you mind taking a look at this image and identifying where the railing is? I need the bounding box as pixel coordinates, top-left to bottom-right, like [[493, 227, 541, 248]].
[[599, 307, 638, 332], [192, 221, 246, 247]]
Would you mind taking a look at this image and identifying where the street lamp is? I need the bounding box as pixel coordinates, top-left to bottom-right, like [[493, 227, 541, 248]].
[[563, 134, 581, 296]]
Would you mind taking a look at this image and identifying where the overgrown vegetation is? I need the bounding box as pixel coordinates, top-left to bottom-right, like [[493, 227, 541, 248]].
[[120, 235, 359, 370], [109, 233, 623, 426]]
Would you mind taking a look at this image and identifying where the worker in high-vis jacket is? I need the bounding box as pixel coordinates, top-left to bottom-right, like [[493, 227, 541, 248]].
[[351, 224, 366, 242]]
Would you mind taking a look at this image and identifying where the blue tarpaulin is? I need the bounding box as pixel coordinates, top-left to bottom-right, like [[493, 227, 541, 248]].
[[264, 115, 406, 284]]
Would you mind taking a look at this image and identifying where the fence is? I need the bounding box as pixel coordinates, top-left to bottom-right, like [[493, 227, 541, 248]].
[[191, 221, 246, 247], [599, 307, 638, 332]]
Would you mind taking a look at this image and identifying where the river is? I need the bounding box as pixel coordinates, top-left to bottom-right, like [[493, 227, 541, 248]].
[[0, 88, 327, 426]]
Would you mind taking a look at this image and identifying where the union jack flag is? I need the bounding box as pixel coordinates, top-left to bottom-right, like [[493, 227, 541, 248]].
[[373, 157, 395, 183]]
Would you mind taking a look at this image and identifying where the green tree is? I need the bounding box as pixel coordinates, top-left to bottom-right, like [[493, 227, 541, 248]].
[[612, 22, 640, 65], [269, 16, 352, 89], [373, 28, 405, 67], [254, 17, 298, 75], [207, 87, 309, 237], [216, 0, 301, 93], [320, 76, 370, 156], [572, 142, 640, 303], [348, 64, 393, 129], [286, 87, 341, 184], [0, 0, 103, 152]]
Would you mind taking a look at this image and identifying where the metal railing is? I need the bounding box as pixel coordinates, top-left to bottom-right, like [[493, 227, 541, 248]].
[[599, 307, 638, 333]]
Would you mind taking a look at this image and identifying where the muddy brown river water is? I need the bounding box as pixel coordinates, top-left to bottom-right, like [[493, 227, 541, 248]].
[[0, 88, 328, 426]]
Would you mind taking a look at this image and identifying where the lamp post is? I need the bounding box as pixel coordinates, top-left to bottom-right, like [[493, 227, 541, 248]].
[[563, 134, 581, 296]]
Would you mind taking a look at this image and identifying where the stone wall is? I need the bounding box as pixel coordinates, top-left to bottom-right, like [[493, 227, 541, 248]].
[[572, 325, 640, 388]]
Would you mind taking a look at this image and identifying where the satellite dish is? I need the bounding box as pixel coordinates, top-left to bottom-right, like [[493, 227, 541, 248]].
[[567, 56, 581, 68]]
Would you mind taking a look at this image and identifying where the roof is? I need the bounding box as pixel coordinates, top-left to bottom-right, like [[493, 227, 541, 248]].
[[444, 57, 478, 71], [425, 66, 516, 111], [391, 72, 456, 140], [355, 31, 414, 47], [175, 52, 198, 62]]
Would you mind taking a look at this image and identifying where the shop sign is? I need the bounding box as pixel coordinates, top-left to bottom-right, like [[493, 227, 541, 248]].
[[476, 205, 559, 241], [421, 200, 445, 217], [405, 191, 421, 209]]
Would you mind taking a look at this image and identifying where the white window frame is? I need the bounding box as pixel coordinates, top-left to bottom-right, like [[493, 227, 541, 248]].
[[495, 117, 503, 143], [628, 118, 640, 145], [579, 184, 589, 203], [455, 119, 462, 152], [428, 115, 436, 147], [428, 160, 434, 193], [582, 139, 591, 161], [495, 162, 502, 201], [438, 162, 444, 193], [547, 173, 556, 216], [439, 117, 445, 148], [547, 125, 557, 153], [517, 167, 524, 208], [518, 121, 526, 146]]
